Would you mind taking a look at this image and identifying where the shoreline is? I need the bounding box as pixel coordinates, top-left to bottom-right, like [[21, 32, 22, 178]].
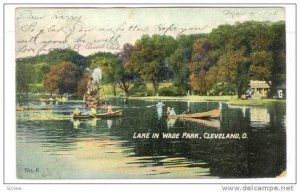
[[125, 96, 286, 108], [18, 94, 286, 108]]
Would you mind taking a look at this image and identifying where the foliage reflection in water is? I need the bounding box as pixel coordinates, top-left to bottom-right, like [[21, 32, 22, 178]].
[[16, 98, 286, 179]]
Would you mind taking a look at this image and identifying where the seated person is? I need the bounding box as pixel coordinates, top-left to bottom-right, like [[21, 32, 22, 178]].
[[73, 107, 81, 115], [107, 105, 113, 114], [90, 107, 97, 115], [166, 107, 171, 115], [170, 108, 176, 115]]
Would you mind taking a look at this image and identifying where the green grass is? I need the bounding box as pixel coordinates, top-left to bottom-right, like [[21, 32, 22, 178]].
[[229, 98, 286, 108], [127, 94, 286, 108], [128, 95, 234, 101]]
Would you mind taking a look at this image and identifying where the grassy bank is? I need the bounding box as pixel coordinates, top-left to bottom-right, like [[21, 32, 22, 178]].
[[128, 95, 234, 101], [229, 98, 286, 108], [126, 95, 286, 108], [19, 83, 286, 108]]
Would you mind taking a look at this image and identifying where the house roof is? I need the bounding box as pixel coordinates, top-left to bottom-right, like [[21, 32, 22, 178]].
[[249, 80, 271, 89]]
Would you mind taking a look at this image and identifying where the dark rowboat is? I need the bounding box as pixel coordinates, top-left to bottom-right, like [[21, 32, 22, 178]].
[[168, 109, 221, 119], [73, 110, 123, 120]]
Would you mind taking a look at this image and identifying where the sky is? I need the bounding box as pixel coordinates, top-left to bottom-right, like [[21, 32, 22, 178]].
[[15, 7, 285, 58]]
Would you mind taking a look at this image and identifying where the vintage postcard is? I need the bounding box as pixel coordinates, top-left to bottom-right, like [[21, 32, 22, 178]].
[[2, 4, 296, 189]]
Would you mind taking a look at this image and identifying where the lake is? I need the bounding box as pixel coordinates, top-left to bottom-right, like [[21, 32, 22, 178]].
[[16, 98, 286, 179]]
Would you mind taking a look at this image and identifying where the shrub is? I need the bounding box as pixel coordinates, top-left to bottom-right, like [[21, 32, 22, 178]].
[[158, 85, 184, 96], [129, 84, 153, 96]]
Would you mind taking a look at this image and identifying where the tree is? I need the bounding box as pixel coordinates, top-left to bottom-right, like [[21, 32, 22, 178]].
[[16, 62, 34, 95], [206, 48, 250, 98], [116, 43, 137, 96], [269, 22, 286, 96], [168, 34, 206, 94], [43, 61, 80, 96], [89, 52, 120, 96], [127, 35, 177, 94], [33, 62, 51, 83], [76, 72, 91, 96], [47, 49, 87, 70], [189, 38, 216, 94], [250, 51, 272, 81]]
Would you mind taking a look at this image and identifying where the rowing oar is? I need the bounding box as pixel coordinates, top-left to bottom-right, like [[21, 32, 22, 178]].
[[90, 113, 97, 119]]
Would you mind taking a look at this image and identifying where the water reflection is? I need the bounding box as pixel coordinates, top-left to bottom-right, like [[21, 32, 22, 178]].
[[72, 119, 80, 129], [167, 118, 176, 128], [87, 119, 97, 127], [156, 107, 162, 120], [16, 99, 286, 179], [250, 108, 270, 127], [107, 119, 112, 129]]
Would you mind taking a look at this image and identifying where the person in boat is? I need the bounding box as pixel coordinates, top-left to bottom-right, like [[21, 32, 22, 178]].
[[89, 102, 97, 115], [90, 106, 97, 115], [107, 105, 113, 114], [27, 103, 33, 110], [170, 108, 176, 115], [166, 107, 171, 115], [73, 107, 81, 115]]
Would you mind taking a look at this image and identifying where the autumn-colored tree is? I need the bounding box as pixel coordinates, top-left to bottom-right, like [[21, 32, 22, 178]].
[[168, 34, 206, 94], [189, 38, 216, 94], [43, 61, 80, 96]]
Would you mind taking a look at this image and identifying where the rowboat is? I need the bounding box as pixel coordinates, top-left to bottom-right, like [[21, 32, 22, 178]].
[[73, 110, 123, 120], [39, 98, 49, 102], [24, 105, 55, 110], [16, 106, 25, 111], [168, 109, 221, 119]]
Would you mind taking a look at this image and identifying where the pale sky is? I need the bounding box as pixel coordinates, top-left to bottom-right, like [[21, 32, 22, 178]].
[[15, 7, 285, 58]]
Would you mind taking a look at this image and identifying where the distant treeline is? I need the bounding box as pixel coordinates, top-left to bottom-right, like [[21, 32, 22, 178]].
[[16, 20, 285, 98]]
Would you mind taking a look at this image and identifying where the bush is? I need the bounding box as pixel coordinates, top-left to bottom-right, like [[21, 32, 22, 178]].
[[29, 84, 47, 93], [158, 85, 184, 96], [208, 83, 236, 96], [129, 84, 153, 96]]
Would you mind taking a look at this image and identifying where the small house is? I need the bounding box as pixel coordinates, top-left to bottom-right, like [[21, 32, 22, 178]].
[[249, 80, 271, 98]]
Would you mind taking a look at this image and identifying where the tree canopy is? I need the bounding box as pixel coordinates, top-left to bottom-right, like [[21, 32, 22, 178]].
[[16, 21, 286, 98]]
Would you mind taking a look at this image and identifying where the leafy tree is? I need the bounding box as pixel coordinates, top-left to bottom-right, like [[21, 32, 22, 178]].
[[33, 62, 51, 83], [168, 34, 206, 94], [189, 38, 216, 94], [250, 51, 272, 81], [46, 49, 87, 70], [16, 62, 34, 95], [43, 61, 80, 96], [89, 52, 120, 96], [205, 21, 285, 98], [206, 47, 250, 98], [269, 22, 286, 96], [127, 35, 177, 94], [116, 43, 138, 96]]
